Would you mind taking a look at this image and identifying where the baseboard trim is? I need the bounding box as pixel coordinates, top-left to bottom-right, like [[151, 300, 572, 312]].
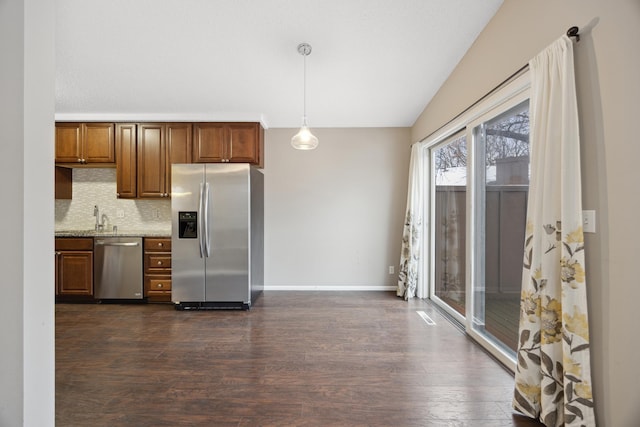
[[263, 285, 396, 291]]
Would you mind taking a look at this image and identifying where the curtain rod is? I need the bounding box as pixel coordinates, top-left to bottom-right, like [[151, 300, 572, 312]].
[[416, 25, 580, 144], [416, 64, 528, 143]]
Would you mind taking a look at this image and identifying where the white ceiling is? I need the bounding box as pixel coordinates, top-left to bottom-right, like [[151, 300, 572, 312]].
[[55, 0, 503, 128]]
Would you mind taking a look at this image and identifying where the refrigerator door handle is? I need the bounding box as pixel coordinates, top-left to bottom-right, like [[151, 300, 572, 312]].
[[203, 181, 211, 257], [198, 182, 205, 258]]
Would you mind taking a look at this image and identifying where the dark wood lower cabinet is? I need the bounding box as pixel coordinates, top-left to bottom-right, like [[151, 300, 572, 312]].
[[144, 237, 172, 302], [55, 238, 93, 300], [54, 236, 174, 303]]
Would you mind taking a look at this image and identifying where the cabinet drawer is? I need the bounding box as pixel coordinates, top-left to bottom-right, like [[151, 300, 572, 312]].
[[148, 278, 172, 291], [145, 254, 171, 272], [144, 238, 171, 251], [55, 238, 94, 251]]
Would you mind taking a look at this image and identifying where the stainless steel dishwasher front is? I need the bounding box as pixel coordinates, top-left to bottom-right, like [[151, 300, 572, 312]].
[[94, 237, 143, 300]]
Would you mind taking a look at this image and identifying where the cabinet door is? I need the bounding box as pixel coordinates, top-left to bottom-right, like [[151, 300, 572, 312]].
[[166, 123, 192, 195], [137, 124, 167, 198], [83, 123, 115, 163], [228, 123, 262, 165], [55, 123, 83, 163], [115, 124, 137, 198], [192, 123, 226, 163], [55, 252, 59, 296], [57, 251, 93, 296]]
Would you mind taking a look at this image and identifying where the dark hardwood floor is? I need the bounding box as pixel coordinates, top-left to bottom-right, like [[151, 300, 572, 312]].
[[56, 291, 543, 426]]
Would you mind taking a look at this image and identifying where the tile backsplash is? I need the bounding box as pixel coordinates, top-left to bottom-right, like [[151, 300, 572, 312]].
[[55, 168, 171, 232]]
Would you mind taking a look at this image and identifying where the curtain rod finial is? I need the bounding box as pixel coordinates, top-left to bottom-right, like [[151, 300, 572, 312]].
[[567, 26, 580, 42]]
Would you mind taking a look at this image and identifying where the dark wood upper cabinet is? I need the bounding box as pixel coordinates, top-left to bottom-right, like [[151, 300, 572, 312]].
[[56, 121, 259, 200], [55, 166, 72, 199], [193, 122, 263, 167], [55, 123, 82, 163], [192, 123, 226, 163], [55, 122, 115, 165], [228, 123, 263, 165], [115, 124, 137, 198], [137, 123, 192, 198], [165, 123, 192, 190], [137, 124, 166, 198]]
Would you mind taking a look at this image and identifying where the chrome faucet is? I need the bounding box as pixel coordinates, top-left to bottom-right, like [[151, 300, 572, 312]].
[[94, 205, 104, 231]]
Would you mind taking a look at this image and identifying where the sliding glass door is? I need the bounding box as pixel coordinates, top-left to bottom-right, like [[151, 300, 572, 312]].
[[431, 132, 467, 322], [425, 74, 531, 368], [470, 99, 530, 361]]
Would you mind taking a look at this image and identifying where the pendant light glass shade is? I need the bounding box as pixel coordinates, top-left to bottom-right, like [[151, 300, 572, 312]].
[[291, 117, 319, 150], [291, 43, 318, 150]]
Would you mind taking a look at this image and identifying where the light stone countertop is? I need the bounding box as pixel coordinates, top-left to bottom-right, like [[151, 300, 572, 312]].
[[55, 229, 171, 238]]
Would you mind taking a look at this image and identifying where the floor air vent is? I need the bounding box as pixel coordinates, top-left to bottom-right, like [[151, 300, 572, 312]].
[[416, 310, 436, 325]]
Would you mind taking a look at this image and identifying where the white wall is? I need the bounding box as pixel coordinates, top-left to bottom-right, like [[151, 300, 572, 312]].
[[0, 0, 25, 424], [412, 0, 640, 425], [0, 0, 55, 426], [264, 128, 411, 289]]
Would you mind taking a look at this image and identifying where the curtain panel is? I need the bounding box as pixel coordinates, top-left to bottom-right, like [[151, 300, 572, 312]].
[[513, 35, 596, 427], [397, 143, 426, 299]]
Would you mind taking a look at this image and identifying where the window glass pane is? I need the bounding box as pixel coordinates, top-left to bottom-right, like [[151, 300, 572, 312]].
[[474, 100, 529, 355], [433, 133, 467, 317]]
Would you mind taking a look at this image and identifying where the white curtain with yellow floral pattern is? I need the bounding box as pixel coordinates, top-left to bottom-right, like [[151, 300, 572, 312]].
[[397, 143, 426, 299], [513, 35, 595, 426]]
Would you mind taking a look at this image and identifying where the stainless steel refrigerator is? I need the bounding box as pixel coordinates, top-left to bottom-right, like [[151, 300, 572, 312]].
[[171, 163, 263, 310]]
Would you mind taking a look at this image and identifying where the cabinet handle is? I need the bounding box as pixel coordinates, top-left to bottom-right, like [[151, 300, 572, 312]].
[[158, 242, 163, 247], [157, 283, 163, 288], [157, 261, 163, 265]]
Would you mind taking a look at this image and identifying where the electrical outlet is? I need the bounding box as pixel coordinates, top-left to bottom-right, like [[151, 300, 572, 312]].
[[388, 266, 395, 275], [582, 210, 596, 233], [116, 209, 125, 218]]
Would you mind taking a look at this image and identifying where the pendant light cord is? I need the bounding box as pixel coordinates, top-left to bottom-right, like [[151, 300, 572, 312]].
[[303, 50, 307, 124]]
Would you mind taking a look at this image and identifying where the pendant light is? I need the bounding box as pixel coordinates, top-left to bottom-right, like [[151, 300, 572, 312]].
[[291, 43, 319, 150]]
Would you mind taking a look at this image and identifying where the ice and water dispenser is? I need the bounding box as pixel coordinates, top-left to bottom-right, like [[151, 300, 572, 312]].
[[178, 212, 198, 239]]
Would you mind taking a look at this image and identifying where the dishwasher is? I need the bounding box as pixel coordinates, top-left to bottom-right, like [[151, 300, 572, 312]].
[[94, 237, 143, 300]]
